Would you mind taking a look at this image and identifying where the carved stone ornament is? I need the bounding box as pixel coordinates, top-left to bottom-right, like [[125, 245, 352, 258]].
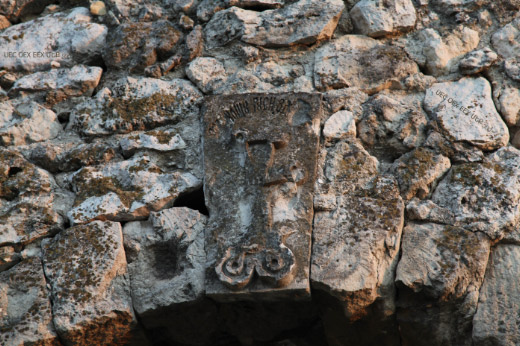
[[203, 93, 321, 300]]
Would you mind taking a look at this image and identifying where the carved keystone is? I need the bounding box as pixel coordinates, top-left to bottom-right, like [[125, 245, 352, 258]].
[[203, 93, 321, 300]]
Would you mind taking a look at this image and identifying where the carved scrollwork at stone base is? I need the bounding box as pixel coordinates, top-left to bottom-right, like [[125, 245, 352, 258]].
[[216, 243, 296, 290]]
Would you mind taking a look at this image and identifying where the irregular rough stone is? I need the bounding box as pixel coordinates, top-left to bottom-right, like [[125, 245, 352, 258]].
[[473, 244, 520, 346], [405, 26, 479, 76], [0, 7, 107, 72], [42, 221, 138, 346], [311, 139, 402, 345], [491, 17, 520, 59], [27, 139, 117, 173], [350, 0, 416, 37], [0, 148, 64, 247], [0, 100, 62, 146], [312, 175, 404, 320], [186, 57, 228, 94], [459, 48, 498, 75], [123, 207, 206, 317], [432, 146, 520, 240], [504, 57, 520, 82], [90, 1, 106, 15], [204, 0, 344, 48], [68, 77, 203, 136], [357, 92, 428, 160], [0, 257, 61, 346], [119, 128, 187, 156], [197, 0, 227, 21], [323, 110, 356, 144], [322, 87, 369, 119], [424, 77, 509, 151], [203, 93, 320, 299], [9, 65, 103, 105], [0, 0, 55, 22], [314, 35, 418, 93], [391, 147, 451, 200], [103, 21, 182, 73], [186, 25, 204, 61], [68, 154, 201, 225], [396, 222, 490, 346], [406, 198, 455, 225], [497, 88, 520, 126]]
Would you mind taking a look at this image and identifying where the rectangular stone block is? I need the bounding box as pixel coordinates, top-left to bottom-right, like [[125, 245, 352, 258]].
[[203, 93, 321, 300]]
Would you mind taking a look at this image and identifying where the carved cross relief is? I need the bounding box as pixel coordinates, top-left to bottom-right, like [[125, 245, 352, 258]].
[[203, 93, 321, 299]]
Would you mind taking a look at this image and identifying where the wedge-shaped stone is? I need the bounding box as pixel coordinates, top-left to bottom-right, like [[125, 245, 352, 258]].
[[42, 221, 138, 346], [0, 257, 62, 346], [203, 93, 321, 300]]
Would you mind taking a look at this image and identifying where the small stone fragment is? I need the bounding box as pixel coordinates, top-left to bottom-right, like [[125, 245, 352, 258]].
[[186, 25, 204, 61], [180, 14, 194, 29], [391, 148, 451, 200], [497, 87, 520, 126], [505, 57, 520, 82], [491, 17, 520, 59], [90, 1, 106, 15], [323, 110, 356, 144], [0, 14, 10, 29], [350, 0, 416, 37], [186, 57, 227, 94], [459, 48, 498, 75]]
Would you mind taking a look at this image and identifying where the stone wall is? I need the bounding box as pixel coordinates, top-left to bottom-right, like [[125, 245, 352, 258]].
[[1, 0, 520, 345]]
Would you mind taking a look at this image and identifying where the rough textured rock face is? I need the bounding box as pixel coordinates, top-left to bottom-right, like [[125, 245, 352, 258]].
[[3, 0, 520, 345], [42, 221, 138, 346]]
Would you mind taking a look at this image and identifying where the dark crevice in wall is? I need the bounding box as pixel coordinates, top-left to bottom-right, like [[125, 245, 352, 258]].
[[173, 186, 209, 216]]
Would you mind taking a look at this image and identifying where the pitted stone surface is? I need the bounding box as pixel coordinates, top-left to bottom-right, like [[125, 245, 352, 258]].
[[42, 221, 137, 346], [203, 93, 321, 299], [123, 207, 206, 317], [0, 257, 62, 346]]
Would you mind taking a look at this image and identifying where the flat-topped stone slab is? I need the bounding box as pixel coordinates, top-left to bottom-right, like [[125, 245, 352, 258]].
[[203, 93, 321, 300]]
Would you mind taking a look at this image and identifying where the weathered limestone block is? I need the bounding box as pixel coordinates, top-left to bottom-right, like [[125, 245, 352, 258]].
[[312, 175, 404, 320], [505, 57, 520, 82], [119, 128, 187, 156], [9, 65, 103, 105], [0, 148, 64, 247], [68, 154, 201, 224], [203, 93, 321, 300], [396, 222, 490, 346], [103, 21, 182, 72], [391, 147, 451, 200], [404, 26, 479, 76], [459, 48, 498, 75], [204, 0, 344, 48], [314, 35, 418, 93], [0, 7, 107, 72], [0, 257, 62, 346], [311, 139, 403, 345], [350, 0, 416, 37], [123, 207, 206, 317], [42, 221, 138, 346], [357, 92, 428, 160], [424, 77, 509, 151], [432, 146, 520, 240], [406, 198, 455, 225], [473, 244, 520, 346], [68, 77, 203, 136], [0, 100, 62, 146]]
